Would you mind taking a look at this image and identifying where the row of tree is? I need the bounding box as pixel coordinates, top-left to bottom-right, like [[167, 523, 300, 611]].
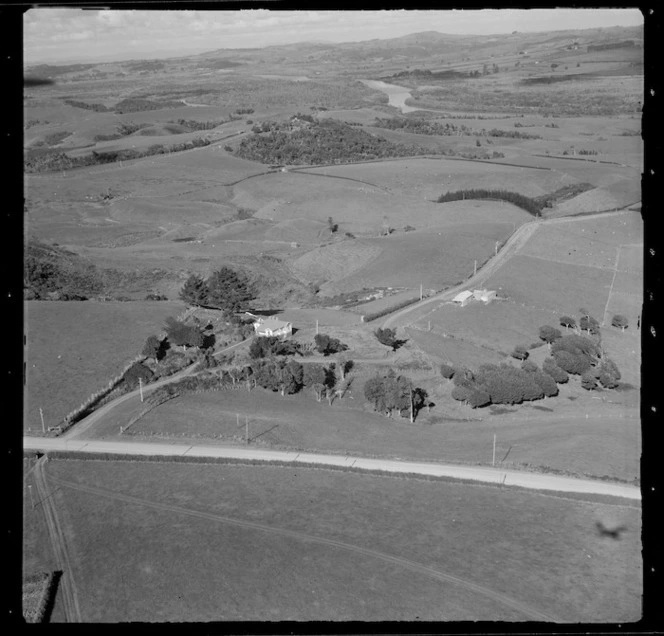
[[372, 117, 541, 140], [436, 189, 543, 216], [25, 136, 211, 173], [364, 369, 431, 421]]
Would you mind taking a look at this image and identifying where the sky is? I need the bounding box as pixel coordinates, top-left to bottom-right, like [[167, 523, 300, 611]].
[[24, 8, 644, 66]]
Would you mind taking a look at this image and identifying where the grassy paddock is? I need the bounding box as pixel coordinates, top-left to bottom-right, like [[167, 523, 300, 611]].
[[37, 458, 641, 622], [95, 379, 640, 482], [24, 300, 185, 432]]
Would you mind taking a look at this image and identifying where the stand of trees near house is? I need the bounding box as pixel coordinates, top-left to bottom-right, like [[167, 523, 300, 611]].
[[180, 267, 256, 313]]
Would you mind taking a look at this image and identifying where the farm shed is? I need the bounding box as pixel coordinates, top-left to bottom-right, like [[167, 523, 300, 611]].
[[253, 317, 293, 338], [452, 291, 473, 307], [473, 289, 497, 304]]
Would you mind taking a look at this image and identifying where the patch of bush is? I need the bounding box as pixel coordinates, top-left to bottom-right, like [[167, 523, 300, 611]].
[[235, 118, 443, 165], [542, 357, 569, 384], [440, 363, 456, 379], [510, 344, 530, 360], [314, 333, 348, 356]]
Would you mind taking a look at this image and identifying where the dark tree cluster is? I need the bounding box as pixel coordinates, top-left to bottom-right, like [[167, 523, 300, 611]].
[[249, 336, 301, 359], [314, 333, 348, 356], [163, 316, 207, 349], [372, 117, 541, 140], [374, 328, 407, 351], [179, 268, 256, 313], [436, 189, 543, 216], [235, 118, 441, 165], [25, 137, 211, 173], [363, 370, 430, 421]]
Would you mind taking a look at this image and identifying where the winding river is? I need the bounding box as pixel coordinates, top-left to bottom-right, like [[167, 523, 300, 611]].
[[359, 79, 421, 113]]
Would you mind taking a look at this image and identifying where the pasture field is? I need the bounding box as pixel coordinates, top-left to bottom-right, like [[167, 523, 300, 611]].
[[89, 369, 640, 483], [405, 327, 509, 368], [311, 223, 513, 295], [302, 156, 585, 201], [23, 300, 185, 433], [32, 458, 641, 621], [408, 212, 642, 385], [412, 299, 571, 356], [481, 255, 615, 319]]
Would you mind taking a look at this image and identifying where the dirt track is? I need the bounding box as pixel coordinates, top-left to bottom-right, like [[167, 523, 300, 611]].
[[32, 456, 82, 622]]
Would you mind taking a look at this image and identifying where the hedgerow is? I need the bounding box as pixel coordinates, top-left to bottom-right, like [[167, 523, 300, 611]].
[[362, 296, 421, 322], [25, 137, 211, 173], [436, 189, 542, 216]]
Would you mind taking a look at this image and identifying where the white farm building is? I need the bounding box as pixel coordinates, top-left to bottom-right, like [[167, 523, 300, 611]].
[[253, 317, 293, 338], [473, 289, 497, 303], [452, 290, 474, 307]]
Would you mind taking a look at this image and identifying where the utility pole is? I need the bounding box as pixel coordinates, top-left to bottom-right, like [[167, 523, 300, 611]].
[[237, 413, 239, 430], [474, 260, 477, 276], [420, 283, 423, 301], [28, 484, 35, 509], [245, 416, 249, 445], [316, 319, 319, 335], [495, 241, 499, 256], [409, 384, 414, 424], [39, 407, 45, 434], [139, 377, 144, 402], [493, 434, 496, 467]]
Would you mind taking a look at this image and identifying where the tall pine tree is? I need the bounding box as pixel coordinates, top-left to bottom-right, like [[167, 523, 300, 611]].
[[179, 273, 209, 306], [206, 267, 255, 313]]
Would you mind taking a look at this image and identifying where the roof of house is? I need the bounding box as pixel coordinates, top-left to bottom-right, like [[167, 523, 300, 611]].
[[453, 290, 473, 302], [255, 317, 291, 330]]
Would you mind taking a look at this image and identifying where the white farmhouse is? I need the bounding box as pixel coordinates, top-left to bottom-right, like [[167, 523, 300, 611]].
[[253, 316, 293, 338], [452, 290, 473, 307]]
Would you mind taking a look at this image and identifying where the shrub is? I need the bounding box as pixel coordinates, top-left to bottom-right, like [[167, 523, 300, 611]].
[[579, 315, 600, 335], [542, 357, 569, 384], [440, 363, 456, 379], [559, 316, 576, 330], [314, 333, 348, 356], [552, 333, 600, 359], [538, 325, 562, 345], [531, 370, 559, 397], [123, 362, 154, 389], [468, 389, 491, 408], [521, 360, 538, 373], [552, 350, 591, 375], [597, 358, 621, 389], [510, 344, 529, 360], [581, 371, 599, 391], [611, 314, 629, 331], [451, 385, 474, 404]]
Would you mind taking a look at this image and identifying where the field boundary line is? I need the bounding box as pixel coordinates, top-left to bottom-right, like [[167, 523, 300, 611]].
[[602, 245, 622, 327], [33, 457, 83, 622]]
